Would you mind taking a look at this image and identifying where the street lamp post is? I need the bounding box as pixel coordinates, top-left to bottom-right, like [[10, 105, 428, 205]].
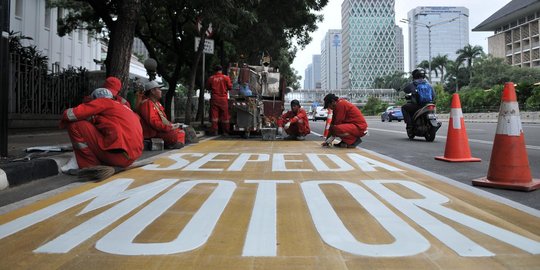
[[401, 13, 468, 83]]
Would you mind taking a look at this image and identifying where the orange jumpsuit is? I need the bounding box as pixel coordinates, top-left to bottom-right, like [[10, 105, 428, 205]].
[[206, 71, 232, 133], [138, 98, 185, 146], [60, 98, 143, 168], [278, 108, 311, 136], [331, 98, 368, 145]]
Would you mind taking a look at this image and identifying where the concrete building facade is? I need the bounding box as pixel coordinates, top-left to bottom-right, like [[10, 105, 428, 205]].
[[473, 0, 540, 68], [9, 0, 101, 71], [321, 30, 343, 90]]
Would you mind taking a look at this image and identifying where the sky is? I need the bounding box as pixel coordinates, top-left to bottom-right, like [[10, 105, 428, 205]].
[[292, 0, 512, 87]]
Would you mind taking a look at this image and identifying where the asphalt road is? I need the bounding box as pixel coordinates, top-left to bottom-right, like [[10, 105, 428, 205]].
[[308, 118, 540, 210]]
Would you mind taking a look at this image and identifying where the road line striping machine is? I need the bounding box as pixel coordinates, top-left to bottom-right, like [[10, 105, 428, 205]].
[[227, 54, 291, 139]]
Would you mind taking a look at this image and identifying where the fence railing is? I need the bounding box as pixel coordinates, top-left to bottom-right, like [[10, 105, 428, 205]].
[[9, 53, 87, 115]]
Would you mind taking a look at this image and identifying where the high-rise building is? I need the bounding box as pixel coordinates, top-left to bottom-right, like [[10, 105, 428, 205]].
[[395, 25, 404, 72], [473, 0, 540, 68], [304, 64, 313, 89], [341, 0, 398, 89], [321, 30, 343, 90], [407, 7, 469, 81], [311, 55, 322, 89]]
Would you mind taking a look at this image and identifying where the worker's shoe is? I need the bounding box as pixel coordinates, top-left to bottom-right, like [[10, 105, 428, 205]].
[[296, 136, 305, 141], [284, 135, 297, 140], [208, 131, 218, 136], [165, 142, 184, 149]]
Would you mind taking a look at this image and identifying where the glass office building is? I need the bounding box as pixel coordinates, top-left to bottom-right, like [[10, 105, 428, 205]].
[[341, 0, 398, 89], [407, 7, 469, 81]]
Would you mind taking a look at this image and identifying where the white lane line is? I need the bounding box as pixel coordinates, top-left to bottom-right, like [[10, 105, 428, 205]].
[[367, 127, 540, 151], [0, 168, 8, 190], [311, 131, 540, 218]]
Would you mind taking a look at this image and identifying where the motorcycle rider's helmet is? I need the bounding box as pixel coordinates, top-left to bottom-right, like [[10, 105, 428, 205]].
[[412, 68, 426, 79]]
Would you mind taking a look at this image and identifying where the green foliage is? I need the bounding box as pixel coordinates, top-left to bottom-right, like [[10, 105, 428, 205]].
[[454, 85, 503, 113], [372, 71, 409, 91], [525, 86, 540, 111], [433, 84, 451, 113], [362, 96, 388, 116], [8, 31, 48, 72]]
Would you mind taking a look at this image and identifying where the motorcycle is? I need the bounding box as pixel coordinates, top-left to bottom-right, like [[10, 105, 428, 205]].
[[405, 94, 442, 142]]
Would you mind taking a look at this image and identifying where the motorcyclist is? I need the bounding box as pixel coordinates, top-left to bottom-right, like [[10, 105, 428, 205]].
[[401, 69, 436, 131]]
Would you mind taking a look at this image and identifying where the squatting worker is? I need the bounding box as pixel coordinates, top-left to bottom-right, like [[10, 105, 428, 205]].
[[278, 99, 311, 140], [322, 93, 368, 148], [206, 65, 232, 136], [59, 88, 143, 168], [138, 81, 185, 149], [103, 76, 131, 108]]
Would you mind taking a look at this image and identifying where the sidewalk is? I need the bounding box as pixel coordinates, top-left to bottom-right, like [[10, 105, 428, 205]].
[[0, 127, 204, 190]]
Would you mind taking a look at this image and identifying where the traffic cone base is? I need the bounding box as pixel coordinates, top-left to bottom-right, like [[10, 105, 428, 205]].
[[472, 177, 540, 192], [435, 156, 481, 162]]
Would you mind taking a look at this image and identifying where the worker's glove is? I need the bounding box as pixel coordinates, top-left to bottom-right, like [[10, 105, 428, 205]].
[[284, 122, 291, 130], [277, 127, 284, 135], [171, 123, 181, 130]]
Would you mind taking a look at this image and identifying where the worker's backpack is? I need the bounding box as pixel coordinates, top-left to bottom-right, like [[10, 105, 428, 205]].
[[415, 80, 434, 105]]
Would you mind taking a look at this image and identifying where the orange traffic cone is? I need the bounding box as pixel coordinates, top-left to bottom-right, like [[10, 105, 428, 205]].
[[472, 82, 540, 191], [323, 109, 333, 138], [435, 94, 481, 162]]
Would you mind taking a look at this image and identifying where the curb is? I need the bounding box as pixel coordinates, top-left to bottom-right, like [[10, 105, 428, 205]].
[[0, 158, 60, 190], [0, 132, 207, 191]]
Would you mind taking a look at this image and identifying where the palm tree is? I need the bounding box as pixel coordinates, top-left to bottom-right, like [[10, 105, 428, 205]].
[[431, 54, 449, 84], [456, 44, 484, 68], [417, 60, 433, 77]]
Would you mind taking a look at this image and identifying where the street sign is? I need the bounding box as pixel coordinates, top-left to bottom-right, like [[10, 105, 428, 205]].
[[194, 37, 214, 54], [196, 21, 213, 37]]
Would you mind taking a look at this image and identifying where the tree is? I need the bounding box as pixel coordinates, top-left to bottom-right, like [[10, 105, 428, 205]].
[[431, 54, 449, 84], [456, 44, 484, 69], [48, 0, 142, 96], [372, 71, 408, 91]]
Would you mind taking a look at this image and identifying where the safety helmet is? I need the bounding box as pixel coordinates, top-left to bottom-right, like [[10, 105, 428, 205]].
[[412, 68, 426, 79]]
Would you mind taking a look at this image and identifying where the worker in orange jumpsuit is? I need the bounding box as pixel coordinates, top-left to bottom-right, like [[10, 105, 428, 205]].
[[278, 99, 310, 140], [138, 81, 185, 149], [322, 93, 368, 148], [206, 65, 232, 136], [103, 76, 131, 108], [59, 88, 143, 168]]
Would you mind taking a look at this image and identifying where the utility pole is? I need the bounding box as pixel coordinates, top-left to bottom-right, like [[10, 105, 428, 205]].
[[0, 0, 10, 157]]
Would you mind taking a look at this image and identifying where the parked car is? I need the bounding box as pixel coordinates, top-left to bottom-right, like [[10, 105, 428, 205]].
[[313, 106, 328, 121], [381, 106, 403, 122]]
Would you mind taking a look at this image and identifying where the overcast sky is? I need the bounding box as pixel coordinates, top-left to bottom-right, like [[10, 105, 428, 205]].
[[292, 0, 511, 87]]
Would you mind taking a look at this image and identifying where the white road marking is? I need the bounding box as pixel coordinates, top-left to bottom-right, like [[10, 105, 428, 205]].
[[365, 128, 540, 151]]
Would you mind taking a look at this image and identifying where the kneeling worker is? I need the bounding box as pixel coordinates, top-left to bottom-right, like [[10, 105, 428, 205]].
[[60, 88, 143, 168], [138, 81, 185, 149], [322, 93, 367, 148], [278, 99, 310, 140]]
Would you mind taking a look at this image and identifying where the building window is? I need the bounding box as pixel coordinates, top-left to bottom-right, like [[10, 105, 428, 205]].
[[15, 0, 23, 17], [78, 30, 83, 42], [44, 8, 51, 29]]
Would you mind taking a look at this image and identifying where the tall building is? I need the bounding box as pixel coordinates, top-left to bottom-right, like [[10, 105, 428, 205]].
[[311, 54, 322, 89], [407, 7, 469, 81], [395, 25, 404, 72], [321, 30, 343, 90], [473, 0, 540, 68], [304, 64, 313, 89], [341, 0, 398, 89]]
